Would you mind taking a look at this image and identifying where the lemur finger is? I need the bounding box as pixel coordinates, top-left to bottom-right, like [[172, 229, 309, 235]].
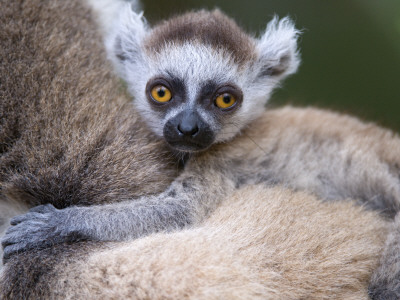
[[29, 203, 56, 213], [1, 234, 16, 247], [10, 212, 43, 225], [2, 228, 33, 247], [2, 242, 29, 261], [5, 222, 47, 239], [1, 230, 33, 249]]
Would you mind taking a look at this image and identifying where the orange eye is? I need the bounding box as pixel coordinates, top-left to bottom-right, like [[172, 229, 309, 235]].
[[215, 93, 236, 109], [150, 85, 172, 103]]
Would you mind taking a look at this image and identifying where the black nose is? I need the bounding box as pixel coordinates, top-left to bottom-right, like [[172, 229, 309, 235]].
[[178, 123, 199, 136], [163, 109, 215, 152], [177, 111, 199, 136]]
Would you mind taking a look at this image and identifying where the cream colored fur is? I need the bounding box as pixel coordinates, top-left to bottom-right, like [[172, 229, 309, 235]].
[[53, 186, 387, 299]]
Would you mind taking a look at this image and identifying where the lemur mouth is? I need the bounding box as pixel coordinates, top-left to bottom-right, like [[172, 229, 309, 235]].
[[165, 139, 212, 153]]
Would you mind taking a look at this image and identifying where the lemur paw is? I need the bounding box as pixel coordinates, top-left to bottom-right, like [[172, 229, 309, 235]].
[[1, 204, 69, 262]]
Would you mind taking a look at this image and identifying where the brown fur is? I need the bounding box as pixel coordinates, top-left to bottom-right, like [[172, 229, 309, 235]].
[[0, 0, 178, 209], [0, 0, 394, 299], [0, 0, 177, 296], [144, 9, 256, 65]]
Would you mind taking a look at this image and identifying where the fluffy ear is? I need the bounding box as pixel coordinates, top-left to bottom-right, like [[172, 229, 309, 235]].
[[256, 16, 300, 79], [105, 2, 148, 76]]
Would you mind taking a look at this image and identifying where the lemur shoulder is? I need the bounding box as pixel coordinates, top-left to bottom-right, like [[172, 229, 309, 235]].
[[2, 2, 400, 298]]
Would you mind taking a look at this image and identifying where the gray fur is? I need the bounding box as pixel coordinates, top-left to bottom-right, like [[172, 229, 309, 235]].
[[0, 197, 29, 268], [369, 214, 400, 299], [2, 2, 400, 298], [2, 157, 235, 260], [105, 6, 300, 144], [3, 108, 400, 264]]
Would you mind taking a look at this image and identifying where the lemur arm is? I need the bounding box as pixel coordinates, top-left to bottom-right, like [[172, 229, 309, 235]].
[[1, 159, 235, 261], [3, 108, 400, 268]]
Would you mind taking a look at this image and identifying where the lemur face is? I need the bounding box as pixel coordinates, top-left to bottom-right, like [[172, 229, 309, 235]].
[[107, 6, 300, 152], [140, 43, 248, 152]]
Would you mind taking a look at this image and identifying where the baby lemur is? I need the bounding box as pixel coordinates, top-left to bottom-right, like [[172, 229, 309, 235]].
[[2, 3, 400, 298]]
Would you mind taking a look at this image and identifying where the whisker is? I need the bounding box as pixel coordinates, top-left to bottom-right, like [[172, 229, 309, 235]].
[[230, 123, 268, 155]]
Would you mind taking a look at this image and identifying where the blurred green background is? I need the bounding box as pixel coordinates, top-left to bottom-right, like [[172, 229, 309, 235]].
[[141, 0, 400, 131]]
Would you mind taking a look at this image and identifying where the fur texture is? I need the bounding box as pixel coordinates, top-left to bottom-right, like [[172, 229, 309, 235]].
[[0, 0, 177, 279], [369, 213, 400, 299], [106, 6, 300, 143], [0, 0, 397, 299], [0, 198, 28, 267], [99, 9, 400, 296], [144, 10, 257, 65], [38, 186, 388, 300]]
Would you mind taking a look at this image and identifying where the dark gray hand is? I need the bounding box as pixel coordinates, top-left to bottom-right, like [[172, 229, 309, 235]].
[[1, 204, 87, 262], [1, 195, 195, 263], [1, 161, 234, 263]]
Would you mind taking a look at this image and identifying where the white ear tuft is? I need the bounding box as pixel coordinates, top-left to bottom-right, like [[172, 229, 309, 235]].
[[86, 0, 142, 34], [256, 16, 301, 79], [104, 2, 148, 77]]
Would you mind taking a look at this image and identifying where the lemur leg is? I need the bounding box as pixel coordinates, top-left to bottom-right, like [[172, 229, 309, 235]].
[[2, 156, 236, 260]]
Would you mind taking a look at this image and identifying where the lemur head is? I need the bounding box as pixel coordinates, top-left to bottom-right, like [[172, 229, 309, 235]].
[[106, 5, 300, 152]]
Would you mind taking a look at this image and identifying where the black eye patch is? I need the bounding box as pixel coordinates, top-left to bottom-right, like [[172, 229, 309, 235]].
[[165, 71, 186, 96], [200, 80, 218, 99]]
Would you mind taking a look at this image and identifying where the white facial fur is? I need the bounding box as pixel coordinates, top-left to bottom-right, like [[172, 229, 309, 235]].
[[106, 4, 300, 145]]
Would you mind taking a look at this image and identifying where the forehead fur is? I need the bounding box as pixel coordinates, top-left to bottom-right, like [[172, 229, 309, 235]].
[[144, 9, 256, 65]]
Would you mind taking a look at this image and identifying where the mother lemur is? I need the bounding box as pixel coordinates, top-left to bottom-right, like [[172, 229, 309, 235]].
[[1, 0, 399, 299]]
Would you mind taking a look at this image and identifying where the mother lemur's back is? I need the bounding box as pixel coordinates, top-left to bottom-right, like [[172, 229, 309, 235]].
[[0, 0, 177, 296], [0, 0, 177, 208]]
